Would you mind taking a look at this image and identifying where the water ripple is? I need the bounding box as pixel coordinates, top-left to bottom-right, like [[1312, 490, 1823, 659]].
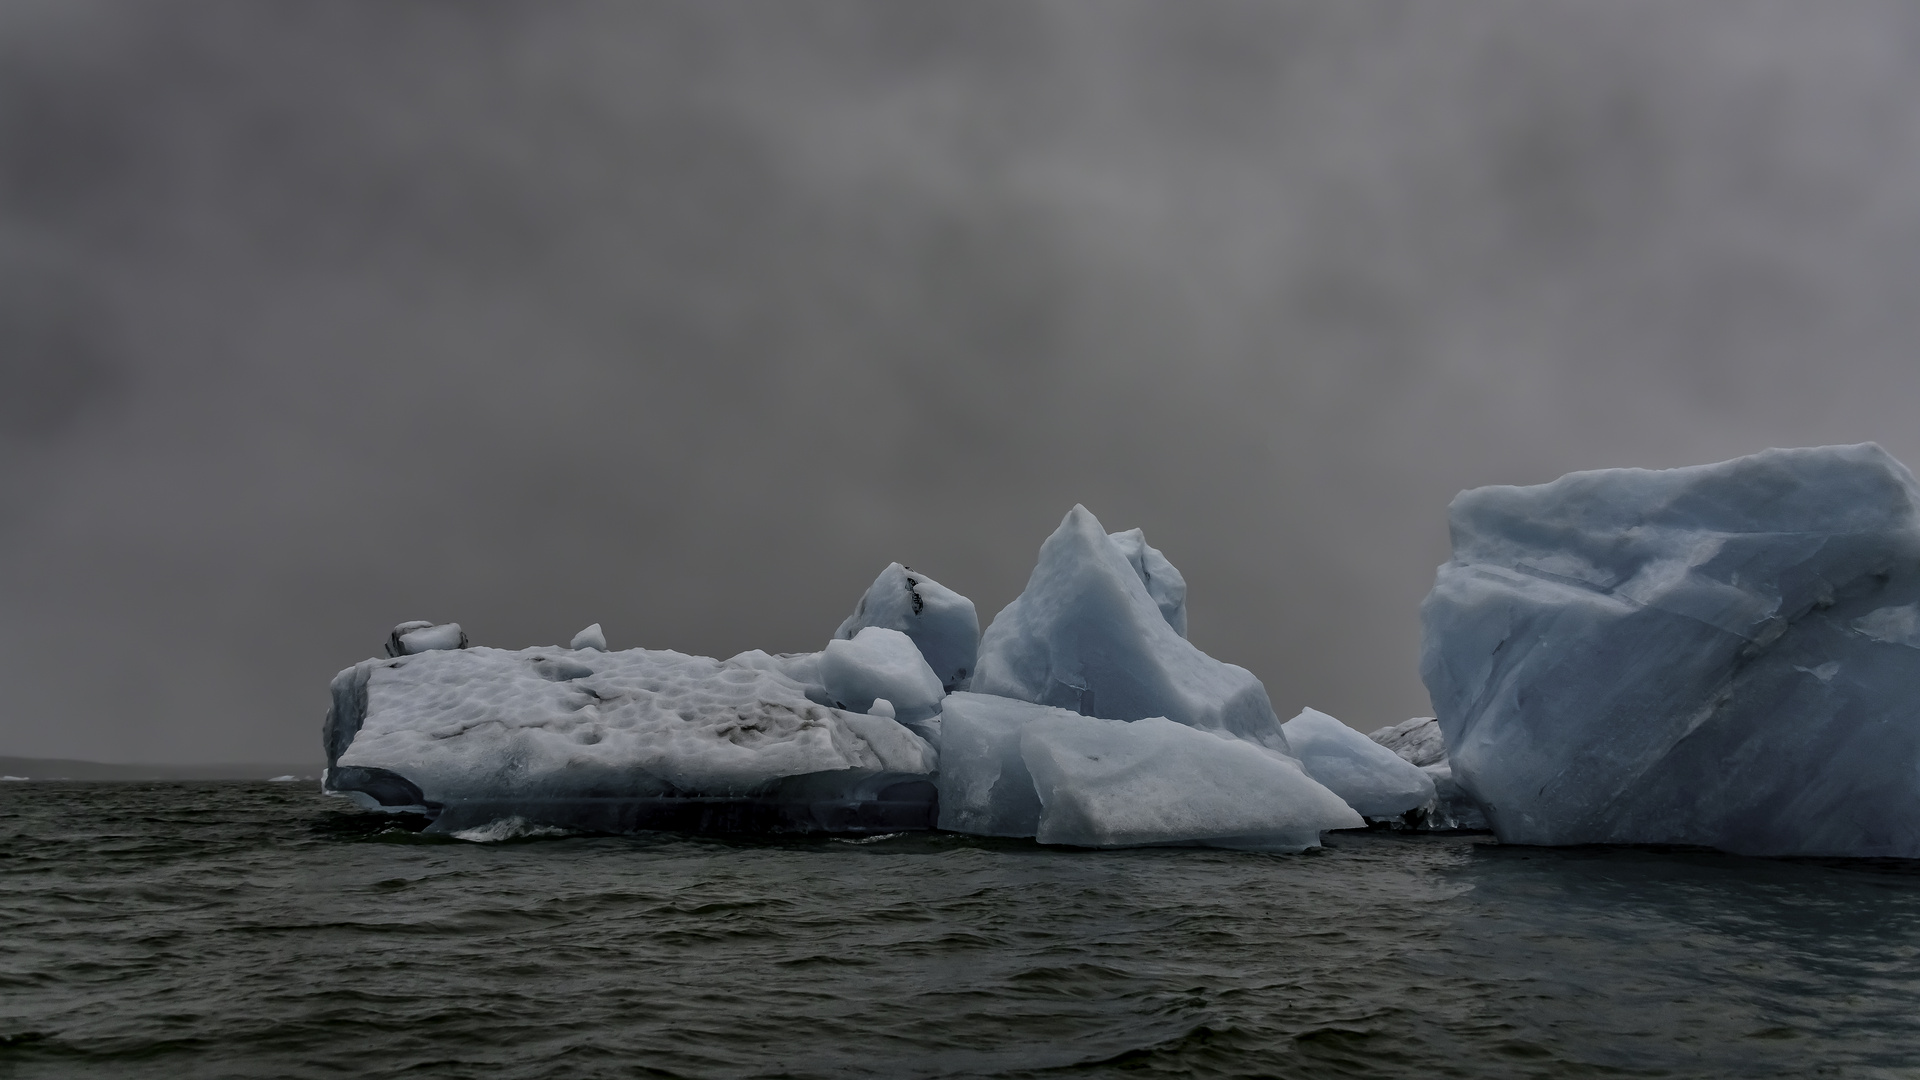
[[3, 783, 1920, 1077]]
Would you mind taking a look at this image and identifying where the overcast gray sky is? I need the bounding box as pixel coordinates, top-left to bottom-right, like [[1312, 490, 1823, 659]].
[[6, 1, 1920, 764]]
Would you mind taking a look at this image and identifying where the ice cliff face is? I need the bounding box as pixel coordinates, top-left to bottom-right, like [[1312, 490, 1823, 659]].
[[1422, 443, 1920, 857]]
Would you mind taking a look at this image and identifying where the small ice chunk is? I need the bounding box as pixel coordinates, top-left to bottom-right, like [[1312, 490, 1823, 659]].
[[973, 505, 1289, 749], [1282, 708, 1436, 818], [1108, 527, 1188, 637], [386, 621, 467, 657], [1020, 713, 1363, 851], [820, 626, 946, 725], [1367, 716, 1448, 768], [1365, 717, 1489, 831], [570, 623, 607, 651], [868, 698, 896, 719], [724, 649, 830, 705], [836, 563, 980, 692], [934, 692, 1064, 837]]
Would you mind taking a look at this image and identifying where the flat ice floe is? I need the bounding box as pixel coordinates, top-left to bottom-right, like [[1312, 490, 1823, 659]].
[[326, 644, 936, 835], [1423, 443, 1920, 857]]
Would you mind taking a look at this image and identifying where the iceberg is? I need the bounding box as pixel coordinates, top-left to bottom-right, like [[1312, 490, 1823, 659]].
[[324, 644, 937, 835], [1021, 713, 1362, 851], [385, 620, 466, 657], [819, 626, 946, 732], [1422, 443, 1920, 857], [1366, 717, 1488, 831], [935, 691, 1362, 849], [835, 563, 980, 693], [972, 506, 1289, 750], [1280, 708, 1434, 819], [321, 508, 1373, 852]]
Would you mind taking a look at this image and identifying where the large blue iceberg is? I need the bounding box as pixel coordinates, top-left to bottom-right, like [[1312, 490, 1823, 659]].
[[1422, 443, 1920, 858], [324, 506, 1427, 847]]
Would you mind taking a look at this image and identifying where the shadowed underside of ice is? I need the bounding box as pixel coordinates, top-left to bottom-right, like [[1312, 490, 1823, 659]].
[[325, 645, 937, 835], [1282, 708, 1434, 819], [1423, 443, 1920, 857], [972, 506, 1288, 750]]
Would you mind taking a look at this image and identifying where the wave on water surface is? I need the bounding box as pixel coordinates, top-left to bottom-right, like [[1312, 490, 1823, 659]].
[[5, 782, 1920, 1079]]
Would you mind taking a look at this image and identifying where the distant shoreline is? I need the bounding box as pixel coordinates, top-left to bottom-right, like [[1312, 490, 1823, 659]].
[[0, 756, 322, 782]]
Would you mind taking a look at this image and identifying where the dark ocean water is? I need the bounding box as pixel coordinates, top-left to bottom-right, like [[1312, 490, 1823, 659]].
[[4, 783, 1920, 1079]]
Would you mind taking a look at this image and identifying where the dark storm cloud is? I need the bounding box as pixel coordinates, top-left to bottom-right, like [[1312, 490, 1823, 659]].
[[4, 1, 1920, 762]]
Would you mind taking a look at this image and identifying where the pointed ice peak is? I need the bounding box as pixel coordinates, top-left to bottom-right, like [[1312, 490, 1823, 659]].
[[972, 505, 1288, 750], [1108, 526, 1188, 637], [570, 623, 607, 651], [835, 562, 979, 692]]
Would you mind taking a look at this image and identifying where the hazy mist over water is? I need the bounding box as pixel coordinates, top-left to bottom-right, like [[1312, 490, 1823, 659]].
[[8, 2, 1920, 763]]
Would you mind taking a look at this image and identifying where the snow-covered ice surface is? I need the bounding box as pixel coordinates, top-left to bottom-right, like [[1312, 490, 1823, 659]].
[[723, 649, 830, 705], [1022, 714, 1361, 851], [972, 506, 1290, 750], [835, 563, 979, 693], [820, 626, 945, 726], [1423, 443, 1920, 857], [1281, 708, 1434, 819], [324, 646, 936, 835]]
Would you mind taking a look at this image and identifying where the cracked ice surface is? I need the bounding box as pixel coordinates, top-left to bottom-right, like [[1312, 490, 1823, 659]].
[[1422, 443, 1920, 856]]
